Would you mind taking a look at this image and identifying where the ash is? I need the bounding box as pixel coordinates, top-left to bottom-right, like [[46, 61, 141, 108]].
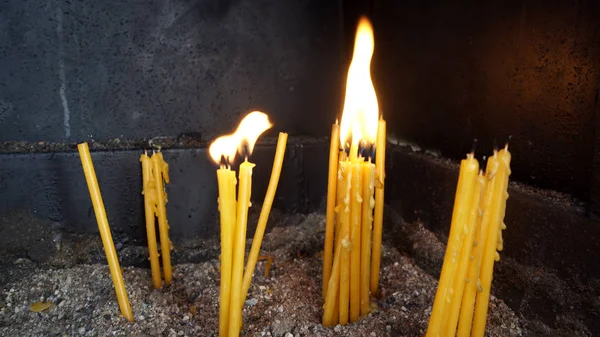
[[0, 214, 525, 337]]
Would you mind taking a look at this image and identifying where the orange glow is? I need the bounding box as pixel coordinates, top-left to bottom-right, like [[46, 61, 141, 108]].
[[209, 111, 273, 165], [339, 16, 379, 148]]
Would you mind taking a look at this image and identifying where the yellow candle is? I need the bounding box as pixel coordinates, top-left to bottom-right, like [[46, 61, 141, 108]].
[[426, 153, 479, 337], [472, 147, 511, 337], [228, 160, 255, 337], [323, 124, 340, 299], [322, 235, 345, 326], [338, 161, 352, 325], [370, 118, 386, 295], [242, 132, 288, 301], [217, 168, 237, 337], [141, 153, 162, 289], [152, 151, 172, 285], [360, 161, 375, 316], [349, 160, 363, 322], [335, 150, 348, 244], [457, 155, 498, 337], [77, 143, 133, 322], [443, 170, 485, 336]]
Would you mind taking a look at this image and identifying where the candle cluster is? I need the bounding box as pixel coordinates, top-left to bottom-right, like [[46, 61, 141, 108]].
[[210, 111, 288, 337], [322, 16, 387, 326], [140, 150, 172, 288], [426, 146, 512, 337]]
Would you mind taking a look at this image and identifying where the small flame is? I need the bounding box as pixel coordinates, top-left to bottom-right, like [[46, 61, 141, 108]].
[[209, 111, 273, 165], [339, 16, 379, 147]]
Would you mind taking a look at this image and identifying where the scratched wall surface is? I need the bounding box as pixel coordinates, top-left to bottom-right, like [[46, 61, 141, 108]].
[[0, 0, 342, 142]]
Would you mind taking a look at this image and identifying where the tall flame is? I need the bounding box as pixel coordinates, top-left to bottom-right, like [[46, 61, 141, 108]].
[[209, 111, 273, 165], [339, 16, 379, 147]]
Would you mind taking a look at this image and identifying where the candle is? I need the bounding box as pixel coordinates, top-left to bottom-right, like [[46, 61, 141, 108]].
[[360, 161, 375, 316], [457, 155, 498, 337], [426, 153, 479, 337], [338, 161, 352, 325], [349, 159, 363, 322], [228, 160, 255, 337], [323, 123, 340, 299], [217, 167, 237, 337], [77, 142, 133, 322], [141, 152, 162, 289], [471, 147, 511, 337], [370, 117, 386, 295], [152, 151, 172, 285], [242, 132, 288, 301], [443, 170, 485, 336], [322, 234, 344, 327], [335, 150, 348, 239]]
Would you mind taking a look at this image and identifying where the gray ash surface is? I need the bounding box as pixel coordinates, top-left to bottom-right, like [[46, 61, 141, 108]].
[[0, 213, 558, 337]]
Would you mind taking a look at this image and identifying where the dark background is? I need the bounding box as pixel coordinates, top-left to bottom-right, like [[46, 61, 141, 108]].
[[1, 0, 599, 203]]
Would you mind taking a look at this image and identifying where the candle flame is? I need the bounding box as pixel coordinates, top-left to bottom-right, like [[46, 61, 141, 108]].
[[339, 16, 379, 148], [209, 111, 273, 165]]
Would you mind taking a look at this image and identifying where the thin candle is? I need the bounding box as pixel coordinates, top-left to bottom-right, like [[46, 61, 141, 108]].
[[77, 143, 133, 322], [323, 123, 340, 299], [349, 160, 363, 322], [152, 151, 172, 285], [360, 160, 375, 316], [217, 167, 237, 337], [471, 147, 511, 337], [242, 132, 288, 301], [338, 161, 352, 325], [141, 152, 161, 289], [322, 235, 344, 326], [370, 117, 386, 295], [228, 160, 255, 337]]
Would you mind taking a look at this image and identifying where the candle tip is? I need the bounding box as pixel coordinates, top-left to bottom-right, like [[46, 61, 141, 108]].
[[505, 135, 512, 150], [470, 138, 478, 154]]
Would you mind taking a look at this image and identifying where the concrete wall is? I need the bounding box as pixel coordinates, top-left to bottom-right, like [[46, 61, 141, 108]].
[[0, 0, 342, 142]]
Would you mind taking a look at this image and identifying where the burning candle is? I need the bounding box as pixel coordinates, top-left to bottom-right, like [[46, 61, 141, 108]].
[[140, 152, 162, 289], [152, 151, 172, 285], [77, 142, 133, 322], [322, 15, 384, 327], [471, 146, 511, 337], [323, 122, 340, 299], [209, 111, 273, 337], [228, 159, 255, 337], [426, 153, 479, 337], [242, 132, 288, 301], [216, 167, 236, 337]]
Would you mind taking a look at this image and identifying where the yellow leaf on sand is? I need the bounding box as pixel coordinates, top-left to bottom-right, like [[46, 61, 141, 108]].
[[30, 301, 53, 313]]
